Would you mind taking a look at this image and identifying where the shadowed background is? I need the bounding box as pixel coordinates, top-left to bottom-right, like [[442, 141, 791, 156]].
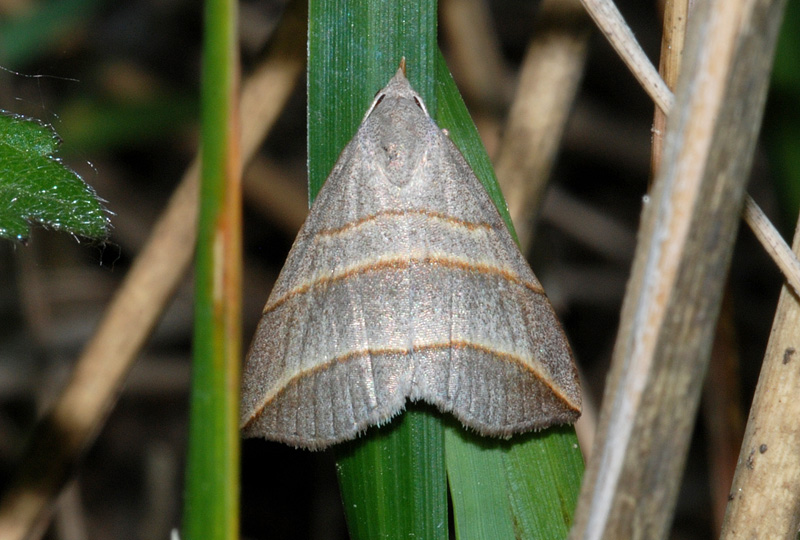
[[0, 0, 797, 538]]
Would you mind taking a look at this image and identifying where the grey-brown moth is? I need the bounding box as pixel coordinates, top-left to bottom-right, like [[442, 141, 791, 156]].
[[240, 65, 581, 450]]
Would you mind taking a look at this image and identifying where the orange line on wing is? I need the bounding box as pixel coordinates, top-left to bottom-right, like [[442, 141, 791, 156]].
[[242, 341, 580, 429], [263, 255, 544, 313], [317, 209, 495, 237]]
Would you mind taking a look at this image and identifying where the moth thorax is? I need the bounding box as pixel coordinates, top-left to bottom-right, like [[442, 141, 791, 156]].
[[370, 102, 429, 187]]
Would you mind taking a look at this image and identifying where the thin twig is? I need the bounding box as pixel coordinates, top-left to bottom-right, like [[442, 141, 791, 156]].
[[651, 0, 689, 175], [743, 194, 800, 297], [578, 0, 674, 113]]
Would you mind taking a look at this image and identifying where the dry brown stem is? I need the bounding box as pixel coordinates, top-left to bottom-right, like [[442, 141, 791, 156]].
[[494, 0, 592, 255], [651, 0, 689, 175], [578, 0, 674, 113], [569, 0, 787, 537], [652, 2, 745, 533], [720, 208, 800, 539], [581, 0, 800, 294], [743, 194, 800, 297], [439, 0, 511, 110]]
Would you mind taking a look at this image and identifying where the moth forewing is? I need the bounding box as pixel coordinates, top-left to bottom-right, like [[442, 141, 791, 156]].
[[240, 66, 580, 450]]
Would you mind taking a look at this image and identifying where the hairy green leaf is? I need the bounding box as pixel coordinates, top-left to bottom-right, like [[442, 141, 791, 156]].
[[0, 113, 109, 242]]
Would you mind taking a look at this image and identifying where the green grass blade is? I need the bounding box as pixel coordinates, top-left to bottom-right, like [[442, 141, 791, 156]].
[[183, 0, 241, 537], [445, 423, 516, 539], [503, 428, 583, 536], [309, 5, 583, 538], [0, 113, 109, 242], [308, 0, 437, 198], [434, 53, 584, 539], [336, 405, 447, 539], [446, 426, 583, 539], [433, 53, 517, 239], [308, 1, 447, 539]]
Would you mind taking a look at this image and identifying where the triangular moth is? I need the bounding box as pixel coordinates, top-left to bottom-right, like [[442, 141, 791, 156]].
[[241, 65, 581, 450]]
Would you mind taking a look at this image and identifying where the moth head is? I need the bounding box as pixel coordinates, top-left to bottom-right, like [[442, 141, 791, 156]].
[[364, 67, 430, 120], [358, 70, 434, 187]]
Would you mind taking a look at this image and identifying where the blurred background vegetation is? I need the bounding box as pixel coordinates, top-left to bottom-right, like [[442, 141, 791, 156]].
[[0, 0, 797, 538]]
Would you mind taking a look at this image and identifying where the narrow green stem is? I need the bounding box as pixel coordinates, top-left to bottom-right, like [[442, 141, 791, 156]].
[[183, 0, 241, 537]]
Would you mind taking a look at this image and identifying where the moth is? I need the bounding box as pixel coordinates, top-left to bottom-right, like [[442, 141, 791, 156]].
[[240, 64, 581, 450]]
